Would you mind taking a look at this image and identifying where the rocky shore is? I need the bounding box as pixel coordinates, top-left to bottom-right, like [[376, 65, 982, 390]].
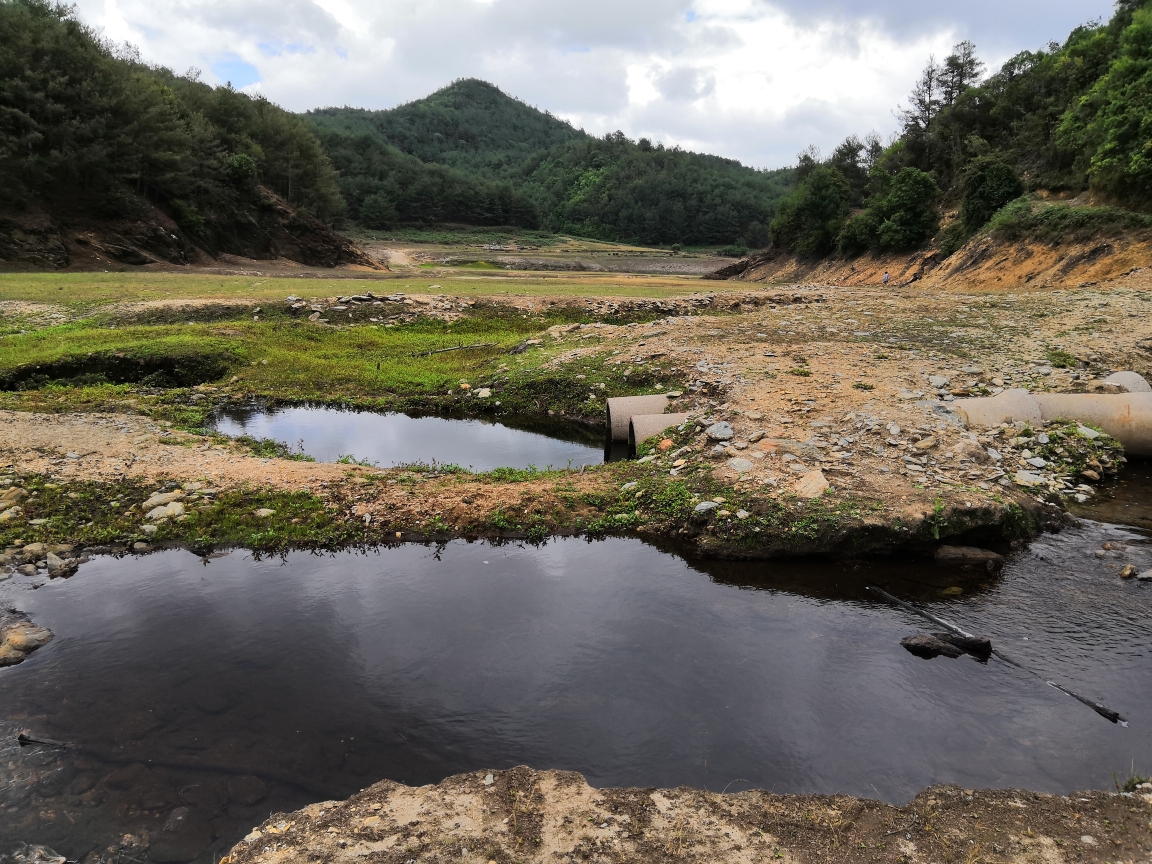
[[223, 767, 1152, 864]]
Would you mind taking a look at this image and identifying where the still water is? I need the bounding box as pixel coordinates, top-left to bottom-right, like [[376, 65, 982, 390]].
[[210, 406, 605, 470], [1, 526, 1149, 862]]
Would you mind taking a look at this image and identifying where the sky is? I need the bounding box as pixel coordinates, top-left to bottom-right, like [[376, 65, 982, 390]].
[[74, 0, 1118, 170]]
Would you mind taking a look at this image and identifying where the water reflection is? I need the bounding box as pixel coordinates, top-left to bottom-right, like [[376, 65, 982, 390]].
[[210, 405, 604, 470]]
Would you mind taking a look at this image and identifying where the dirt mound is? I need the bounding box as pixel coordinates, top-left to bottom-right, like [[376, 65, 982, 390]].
[[0, 189, 378, 272], [711, 232, 1152, 291]]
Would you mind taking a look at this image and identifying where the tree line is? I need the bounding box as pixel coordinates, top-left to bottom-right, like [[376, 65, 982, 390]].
[[770, 0, 1152, 259], [0, 0, 341, 253]]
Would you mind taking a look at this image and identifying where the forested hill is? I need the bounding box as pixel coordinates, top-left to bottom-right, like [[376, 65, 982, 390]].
[[0, 0, 366, 268], [766, 0, 1152, 264], [309, 80, 587, 178], [309, 80, 795, 247]]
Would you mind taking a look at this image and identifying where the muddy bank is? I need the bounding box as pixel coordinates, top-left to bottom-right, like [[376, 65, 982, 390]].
[[224, 767, 1152, 864]]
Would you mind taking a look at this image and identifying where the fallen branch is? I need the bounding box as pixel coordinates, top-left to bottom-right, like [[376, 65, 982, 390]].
[[868, 587, 1127, 725], [411, 342, 496, 357]]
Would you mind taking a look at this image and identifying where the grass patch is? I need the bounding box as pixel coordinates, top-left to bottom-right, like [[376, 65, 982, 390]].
[[985, 197, 1152, 245]]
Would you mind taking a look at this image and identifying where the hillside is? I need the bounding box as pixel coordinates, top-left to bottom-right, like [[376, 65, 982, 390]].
[[0, 0, 372, 269], [309, 79, 587, 179], [309, 80, 796, 247], [754, 0, 1152, 270]]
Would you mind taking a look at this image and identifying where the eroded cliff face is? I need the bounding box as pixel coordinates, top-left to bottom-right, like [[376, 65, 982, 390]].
[[223, 767, 1152, 864], [0, 188, 378, 272], [712, 232, 1152, 293]]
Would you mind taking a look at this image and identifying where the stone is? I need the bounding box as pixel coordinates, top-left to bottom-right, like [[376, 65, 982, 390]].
[[0, 486, 27, 504], [1136, 569, 1152, 581], [746, 411, 763, 420], [151, 806, 214, 863], [0, 506, 21, 522], [935, 546, 1004, 565], [1013, 470, 1045, 487], [254, 508, 276, 517], [901, 634, 963, 659], [735, 509, 750, 519], [657, 438, 674, 451], [484, 773, 495, 785], [705, 422, 734, 441], [727, 458, 754, 474], [928, 375, 950, 389], [1076, 425, 1100, 440], [694, 501, 719, 513], [141, 525, 158, 536], [748, 431, 765, 443], [954, 439, 989, 463], [133, 542, 151, 552], [897, 389, 924, 400], [22, 542, 45, 554], [986, 448, 1002, 461], [620, 482, 637, 491], [1080, 836, 1096, 846], [17, 564, 37, 576], [1026, 457, 1047, 468], [142, 491, 184, 510], [794, 470, 829, 499], [104, 762, 153, 792], [887, 423, 901, 436], [1118, 565, 1137, 578], [1080, 469, 1100, 481], [227, 774, 267, 806], [475, 388, 492, 398], [913, 436, 937, 450], [147, 501, 185, 520]]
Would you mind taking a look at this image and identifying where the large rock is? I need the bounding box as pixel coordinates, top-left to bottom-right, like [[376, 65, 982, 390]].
[[705, 422, 734, 441], [901, 634, 964, 659], [793, 470, 829, 499]]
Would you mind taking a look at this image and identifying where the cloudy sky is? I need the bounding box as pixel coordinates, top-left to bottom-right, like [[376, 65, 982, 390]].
[[75, 0, 1116, 169]]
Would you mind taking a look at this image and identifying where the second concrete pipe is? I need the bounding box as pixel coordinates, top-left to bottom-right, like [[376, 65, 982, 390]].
[[628, 413, 692, 456], [606, 395, 671, 442]]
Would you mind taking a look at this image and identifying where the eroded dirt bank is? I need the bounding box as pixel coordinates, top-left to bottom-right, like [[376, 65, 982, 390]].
[[225, 767, 1152, 864]]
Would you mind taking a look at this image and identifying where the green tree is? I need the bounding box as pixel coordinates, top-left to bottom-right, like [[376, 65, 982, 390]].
[[770, 166, 850, 257], [960, 157, 1023, 230]]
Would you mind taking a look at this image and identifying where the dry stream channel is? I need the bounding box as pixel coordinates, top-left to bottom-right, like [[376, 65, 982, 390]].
[[0, 413, 1149, 864]]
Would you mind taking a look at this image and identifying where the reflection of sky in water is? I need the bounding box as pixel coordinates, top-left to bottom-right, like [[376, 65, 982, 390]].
[[211, 406, 602, 470], [2, 527, 1149, 823]]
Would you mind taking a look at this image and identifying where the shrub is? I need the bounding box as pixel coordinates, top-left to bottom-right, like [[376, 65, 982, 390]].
[[960, 158, 1024, 230]]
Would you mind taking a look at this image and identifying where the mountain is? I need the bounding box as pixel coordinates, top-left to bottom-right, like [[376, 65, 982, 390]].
[[309, 79, 587, 180], [309, 80, 795, 246]]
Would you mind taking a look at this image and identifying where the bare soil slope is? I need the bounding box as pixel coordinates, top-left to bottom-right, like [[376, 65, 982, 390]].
[[0, 189, 379, 272], [713, 233, 1152, 292]]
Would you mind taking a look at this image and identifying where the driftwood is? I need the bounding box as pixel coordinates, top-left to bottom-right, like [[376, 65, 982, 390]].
[[411, 342, 496, 358], [18, 731, 69, 748], [869, 587, 1126, 725]]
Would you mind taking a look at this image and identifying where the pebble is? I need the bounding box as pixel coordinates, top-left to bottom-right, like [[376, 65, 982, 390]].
[[254, 508, 276, 517], [1026, 457, 1047, 468], [913, 436, 936, 450], [132, 542, 150, 552], [620, 482, 638, 491], [694, 501, 719, 513], [1137, 570, 1152, 581], [727, 458, 753, 474]]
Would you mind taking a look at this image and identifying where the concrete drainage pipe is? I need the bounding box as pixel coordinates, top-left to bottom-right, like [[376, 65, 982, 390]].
[[953, 379, 1152, 456], [605, 395, 671, 442], [628, 413, 692, 457]]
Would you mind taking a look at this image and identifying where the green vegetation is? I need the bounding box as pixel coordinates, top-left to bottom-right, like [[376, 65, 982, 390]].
[[771, 0, 1152, 260], [984, 196, 1152, 243], [0, 0, 342, 254], [310, 80, 795, 247]]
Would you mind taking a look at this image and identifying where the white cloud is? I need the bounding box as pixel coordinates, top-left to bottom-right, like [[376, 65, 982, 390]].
[[69, 0, 1112, 169]]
